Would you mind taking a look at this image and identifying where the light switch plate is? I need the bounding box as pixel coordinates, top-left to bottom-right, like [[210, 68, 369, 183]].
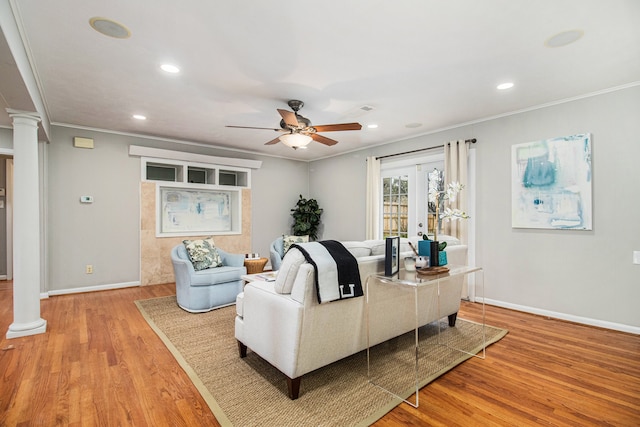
[[633, 251, 640, 265]]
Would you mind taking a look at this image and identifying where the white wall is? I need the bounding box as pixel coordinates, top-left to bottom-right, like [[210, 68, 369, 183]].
[[45, 126, 309, 291], [248, 154, 309, 260], [310, 85, 640, 332], [0, 127, 12, 149], [47, 127, 142, 290]]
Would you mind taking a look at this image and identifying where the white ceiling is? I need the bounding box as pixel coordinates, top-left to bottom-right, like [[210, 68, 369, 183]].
[[1, 0, 639, 160]]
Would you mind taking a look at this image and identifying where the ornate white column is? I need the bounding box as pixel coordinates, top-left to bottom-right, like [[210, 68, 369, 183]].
[[6, 110, 47, 339]]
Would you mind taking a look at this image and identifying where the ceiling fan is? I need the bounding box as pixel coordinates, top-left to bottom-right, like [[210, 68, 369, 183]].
[[226, 100, 362, 149]]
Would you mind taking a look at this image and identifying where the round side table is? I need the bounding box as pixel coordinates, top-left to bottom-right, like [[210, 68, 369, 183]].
[[244, 257, 268, 274]]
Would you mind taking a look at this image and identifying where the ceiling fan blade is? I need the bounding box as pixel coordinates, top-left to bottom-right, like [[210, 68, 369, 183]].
[[264, 137, 281, 145], [311, 133, 339, 146], [312, 123, 362, 132], [226, 125, 283, 131], [277, 109, 299, 127]]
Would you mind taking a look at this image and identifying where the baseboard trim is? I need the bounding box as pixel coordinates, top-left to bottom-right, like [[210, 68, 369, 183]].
[[45, 281, 140, 297], [483, 298, 640, 335]]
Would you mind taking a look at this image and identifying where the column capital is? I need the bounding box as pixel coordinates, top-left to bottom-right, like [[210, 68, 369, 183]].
[[6, 108, 41, 123]]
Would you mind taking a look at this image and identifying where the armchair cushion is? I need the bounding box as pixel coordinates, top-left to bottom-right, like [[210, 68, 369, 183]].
[[191, 266, 246, 286], [183, 237, 222, 271]]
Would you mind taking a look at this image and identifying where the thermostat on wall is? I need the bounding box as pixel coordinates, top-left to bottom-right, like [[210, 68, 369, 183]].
[[80, 196, 94, 203]]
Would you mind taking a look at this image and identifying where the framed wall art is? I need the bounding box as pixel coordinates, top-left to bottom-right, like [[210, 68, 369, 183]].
[[384, 236, 400, 276], [511, 133, 592, 230], [157, 183, 241, 236]]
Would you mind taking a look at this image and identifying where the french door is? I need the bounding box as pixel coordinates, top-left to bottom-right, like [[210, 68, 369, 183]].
[[380, 156, 444, 239]]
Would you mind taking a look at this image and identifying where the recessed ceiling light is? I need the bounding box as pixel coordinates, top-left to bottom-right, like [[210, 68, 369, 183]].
[[405, 123, 422, 128], [160, 64, 180, 73], [89, 17, 131, 39], [367, 124, 378, 129], [497, 82, 514, 90], [133, 114, 147, 120], [545, 29, 584, 48]]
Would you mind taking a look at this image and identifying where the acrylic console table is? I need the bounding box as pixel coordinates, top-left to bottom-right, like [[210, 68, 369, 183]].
[[364, 265, 485, 408]]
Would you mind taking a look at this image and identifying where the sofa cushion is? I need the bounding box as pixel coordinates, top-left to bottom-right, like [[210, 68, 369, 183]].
[[283, 234, 309, 254], [183, 237, 222, 271], [437, 234, 462, 246], [274, 248, 307, 294], [366, 240, 386, 256], [366, 238, 420, 257], [341, 241, 372, 258]]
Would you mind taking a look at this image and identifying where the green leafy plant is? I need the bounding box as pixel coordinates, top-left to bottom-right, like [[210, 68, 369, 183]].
[[422, 234, 447, 250], [291, 195, 323, 240]]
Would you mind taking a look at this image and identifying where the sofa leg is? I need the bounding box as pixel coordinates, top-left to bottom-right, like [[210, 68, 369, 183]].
[[448, 312, 458, 327], [238, 341, 247, 358], [287, 376, 301, 400]]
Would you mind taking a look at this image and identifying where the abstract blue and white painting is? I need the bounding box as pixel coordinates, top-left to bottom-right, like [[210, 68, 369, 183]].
[[160, 187, 232, 233], [512, 133, 592, 230]]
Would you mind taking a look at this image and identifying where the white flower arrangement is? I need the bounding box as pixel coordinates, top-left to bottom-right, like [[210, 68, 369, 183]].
[[428, 168, 469, 241]]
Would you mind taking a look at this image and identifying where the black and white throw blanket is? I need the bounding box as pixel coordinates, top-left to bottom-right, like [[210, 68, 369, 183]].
[[290, 240, 362, 304]]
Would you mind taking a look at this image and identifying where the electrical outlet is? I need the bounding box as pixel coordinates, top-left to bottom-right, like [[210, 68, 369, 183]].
[[86, 264, 93, 274]]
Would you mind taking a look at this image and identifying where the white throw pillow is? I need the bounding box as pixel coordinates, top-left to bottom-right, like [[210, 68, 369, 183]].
[[274, 248, 307, 294]]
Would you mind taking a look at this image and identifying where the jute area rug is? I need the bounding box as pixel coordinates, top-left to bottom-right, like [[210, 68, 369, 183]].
[[136, 296, 507, 427]]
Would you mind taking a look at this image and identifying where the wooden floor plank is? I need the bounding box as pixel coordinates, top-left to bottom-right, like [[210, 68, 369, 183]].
[[0, 282, 638, 426]]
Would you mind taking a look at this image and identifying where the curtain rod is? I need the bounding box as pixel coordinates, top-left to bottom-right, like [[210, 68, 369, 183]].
[[375, 138, 477, 160]]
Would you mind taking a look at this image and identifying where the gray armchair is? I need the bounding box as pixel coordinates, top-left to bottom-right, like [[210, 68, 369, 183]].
[[171, 244, 247, 313]]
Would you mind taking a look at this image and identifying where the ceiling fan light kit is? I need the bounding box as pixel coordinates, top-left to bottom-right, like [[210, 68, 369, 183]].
[[226, 100, 362, 149], [279, 133, 312, 149]]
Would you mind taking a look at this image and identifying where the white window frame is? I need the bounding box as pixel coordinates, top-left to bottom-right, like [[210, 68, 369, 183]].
[[380, 153, 444, 238], [141, 157, 252, 188]]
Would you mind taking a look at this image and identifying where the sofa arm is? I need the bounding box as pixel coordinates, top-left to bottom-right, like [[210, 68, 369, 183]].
[[444, 244, 468, 266], [218, 248, 245, 267], [239, 282, 304, 379]]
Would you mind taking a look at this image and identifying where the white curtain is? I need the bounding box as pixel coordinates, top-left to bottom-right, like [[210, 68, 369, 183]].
[[443, 140, 469, 243], [365, 156, 381, 240]]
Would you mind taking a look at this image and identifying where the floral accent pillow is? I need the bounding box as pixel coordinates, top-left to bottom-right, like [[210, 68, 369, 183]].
[[183, 237, 222, 271], [282, 234, 309, 254]]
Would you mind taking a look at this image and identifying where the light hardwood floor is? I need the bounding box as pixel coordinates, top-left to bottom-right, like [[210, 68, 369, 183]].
[[1, 281, 638, 426]]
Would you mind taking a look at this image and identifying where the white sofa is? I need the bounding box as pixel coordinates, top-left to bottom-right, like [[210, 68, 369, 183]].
[[234, 237, 468, 399]]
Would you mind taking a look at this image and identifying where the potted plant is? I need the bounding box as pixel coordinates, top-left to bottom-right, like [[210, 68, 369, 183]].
[[291, 195, 323, 241]]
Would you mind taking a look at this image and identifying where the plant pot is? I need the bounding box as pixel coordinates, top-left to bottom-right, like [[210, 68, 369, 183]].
[[418, 240, 431, 257]]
